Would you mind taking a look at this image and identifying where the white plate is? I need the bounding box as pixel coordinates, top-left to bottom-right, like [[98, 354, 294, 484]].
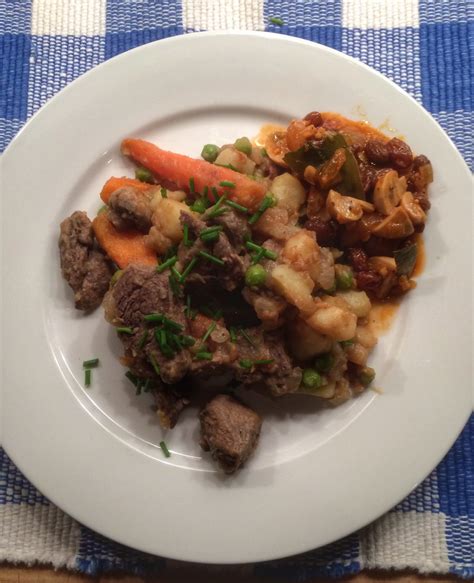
[[2, 32, 472, 564]]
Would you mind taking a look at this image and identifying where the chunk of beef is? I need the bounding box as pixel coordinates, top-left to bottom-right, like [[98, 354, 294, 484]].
[[59, 211, 113, 311], [211, 209, 250, 250], [179, 211, 248, 291], [234, 329, 302, 396], [108, 187, 152, 232], [153, 382, 190, 429], [109, 264, 191, 383], [200, 394, 262, 473]]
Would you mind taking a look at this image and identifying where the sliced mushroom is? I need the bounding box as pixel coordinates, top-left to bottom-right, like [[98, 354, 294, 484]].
[[401, 191, 426, 225], [326, 190, 374, 224], [304, 165, 319, 185], [373, 170, 406, 215], [265, 131, 289, 168], [368, 256, 397, 273], [371, 206, 414, 239]]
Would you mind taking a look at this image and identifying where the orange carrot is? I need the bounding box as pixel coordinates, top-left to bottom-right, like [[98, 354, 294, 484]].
[[92, 213, 157, 269], [100, 176, 151, 204], [121, 139, 266, 211]]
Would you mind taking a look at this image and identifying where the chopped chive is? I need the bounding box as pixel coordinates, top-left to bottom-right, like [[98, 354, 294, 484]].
[[162, 317, 183, 332], [263, 248, 277, 260], [190, 198, 207, 214], [202, 321, 217, 343], [180, 257, 199, 282], [200, 226, 223, 238], [144, 313, 164, 323], [208, 193, 228, 218], [84, 368, 92, 387], [138, 330, 149, 349], [200, 231, 220, 243], [185, 295, 196, 319], [245, 241, 277, 261], [211, 186, 219, 202], [160, 187, 168, 198], [196, 351, 213, 360], [156, 328, 174, 358], [169, 333, 183, 351], [248, 194, 275, 225], [225, 199, 248, 213], [125, 370, 139, 386], [219, 180, 235, 188], [189, 177, 195, 194], [116, 327, 134, 335], [246, 241, 262, 253], [239, 359, 253, 369], [183, 224, 192, 247], [240, 329, 256, 347], [135, 379, 143, 396], [270, 17, 284, 26], [170, 266, 182, 282], [159, 440, 171, 458], [157, 256, 177, 273], [149, 354, 161, 376], [168, 273, 181, 298], [229, 327, 237, 343], [198, 251, 225, 266], [251, 248, 266, 265], [83, 358, 99, 369], [143, 378, 152, 392], [254, 359, 274, 365], [203, 186, 210, 200]]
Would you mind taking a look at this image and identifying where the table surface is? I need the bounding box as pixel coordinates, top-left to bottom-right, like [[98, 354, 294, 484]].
[[0, 566, 461, 583]]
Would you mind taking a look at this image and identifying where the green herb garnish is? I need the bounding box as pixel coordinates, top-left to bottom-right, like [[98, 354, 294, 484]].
[[198, 250, 225, 266], [84, 369, 92, 387], [157, 256, 177, 273], [83, 358, 99, 369], [116, 327, 134, 335], [159, 440, 171, 458]]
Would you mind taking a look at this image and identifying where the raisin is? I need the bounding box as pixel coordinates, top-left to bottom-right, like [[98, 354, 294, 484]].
[[347, 247, 369, 272], [365, 139, 389, 165], [413, 154, 430, 170], [305, 217, 339, 247], [304, 111, 323, 127], [359, 164, 378, 195], [387, 138, 413, 170], [356, 270, 383, 292], [413, 192, 431, 211]]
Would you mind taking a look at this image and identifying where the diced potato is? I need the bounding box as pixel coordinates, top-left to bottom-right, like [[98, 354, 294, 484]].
[[271, 173, 306, 214], [214, 147, 256, 175], [306, 305, 357, 341], [282, 230, 320, 281], [316, 247, 336, 290], [254, 207, 296, 241], [269, 264, 316, 315], [355, 325, 377, 349], [152, 198, 193, 243], [289, 318, 333, 360], [336, 290, 372, 318]]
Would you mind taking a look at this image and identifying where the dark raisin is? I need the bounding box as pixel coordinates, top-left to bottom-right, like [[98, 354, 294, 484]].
[[304, 111, 323, 127], [363, 236, 399, 257], [347, 247, 369, 272], [365, 139, 389, 165], [305, 217, 339, 247], [412, 154, 430, 170], [414, 223, 425, 233], [387, 138, 413, 170], [356, 270, 383, 292], [359, 164, 378, 195]]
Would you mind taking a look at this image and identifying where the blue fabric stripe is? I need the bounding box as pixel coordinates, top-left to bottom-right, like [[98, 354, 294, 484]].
[[342, 27, 422, 103], [0, 33, 31, 121], [433, 110, 473, 170], [104, 27, 182, 59], [419, 21, 473, 113], [0, 449, 49, 506], [419, 0, 473, 24], [0, 0, 32, 35]]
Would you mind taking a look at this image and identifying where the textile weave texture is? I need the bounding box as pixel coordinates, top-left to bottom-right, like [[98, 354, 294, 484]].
[[1, 0, 472, 579]]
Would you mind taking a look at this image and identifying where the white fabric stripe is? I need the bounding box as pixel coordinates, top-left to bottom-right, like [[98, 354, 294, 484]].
[[342, 0, 419, 29], [182, 0, 264, 31], [0, 504, 81, 568], [31, 0, 106, 36], [361, 511, 450, 573]]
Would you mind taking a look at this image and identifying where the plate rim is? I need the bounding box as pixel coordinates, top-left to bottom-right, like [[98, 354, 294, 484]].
[[2, 31, 473, 564]]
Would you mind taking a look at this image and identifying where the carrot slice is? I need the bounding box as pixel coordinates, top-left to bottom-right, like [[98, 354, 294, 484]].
[[100, 176, 151, 204], [92, 213, 157, 269], [121, 139, 266, 211]]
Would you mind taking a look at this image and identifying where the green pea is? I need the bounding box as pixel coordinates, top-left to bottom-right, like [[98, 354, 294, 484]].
[[358, 366, 375, 387], [302, 368, 323, 390], [245, 264, 267, 287], [135, 167, 154, 183], [314, 353, 334, 373], [234, 137, 252, 156], [201, 144, 219, 163], [335, 264, 354, 290], [190, 198, 207, 214]]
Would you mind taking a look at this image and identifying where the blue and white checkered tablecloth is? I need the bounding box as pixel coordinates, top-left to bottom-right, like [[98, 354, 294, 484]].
[[1, 1, 472, 579]]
